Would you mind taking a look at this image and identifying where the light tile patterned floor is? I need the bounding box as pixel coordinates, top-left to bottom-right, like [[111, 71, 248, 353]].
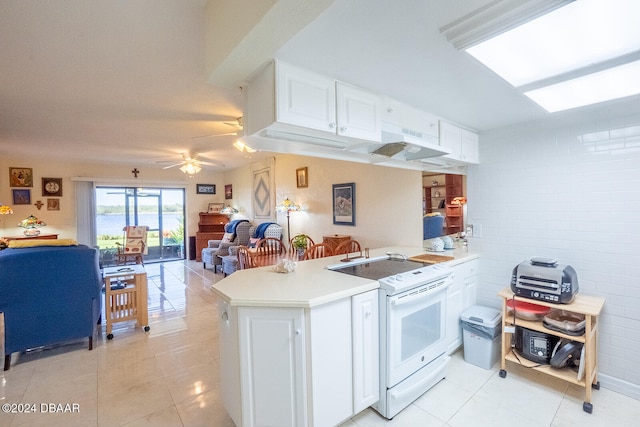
[[0, 260, 638, 426]]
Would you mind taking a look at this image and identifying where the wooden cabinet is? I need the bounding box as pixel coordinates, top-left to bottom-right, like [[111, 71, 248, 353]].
[[248, 60, 381, 144], [497, 289, 605, 413], [219, 290, 379, 426], [446, 259, 478, 354], [439, 121, 479, 164], [445, 174, 464, 234], [423, 174, 464, 234], [195, 213, 228, 261], [322, 234, 351, 252]]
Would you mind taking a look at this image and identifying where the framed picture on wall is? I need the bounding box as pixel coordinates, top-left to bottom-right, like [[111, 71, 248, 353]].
[[225, 184, 233, 199], [12, 189, 31, 205], [47, 198, 60, 211], [196, 184, 216, 194], [9, 167, 33, 187], [332, 182, 355, 226], [296, 167, 308, 188], [207, 203, 224, 213], [42, 177, 63, 196]]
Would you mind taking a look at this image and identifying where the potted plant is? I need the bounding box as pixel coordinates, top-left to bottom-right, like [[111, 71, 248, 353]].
[[291, 234, 308, 258]]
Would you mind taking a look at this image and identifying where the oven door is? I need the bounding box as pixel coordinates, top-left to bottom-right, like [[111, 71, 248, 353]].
[[386, 277, 450, 387]]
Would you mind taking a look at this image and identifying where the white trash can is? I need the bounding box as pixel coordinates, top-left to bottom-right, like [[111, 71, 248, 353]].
[[460, 305, 502, 369]]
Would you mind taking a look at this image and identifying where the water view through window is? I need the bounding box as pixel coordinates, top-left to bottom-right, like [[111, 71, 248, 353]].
[[96, 187, 185, 266]]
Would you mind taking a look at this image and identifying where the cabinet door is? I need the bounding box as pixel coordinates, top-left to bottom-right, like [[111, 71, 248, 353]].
[[439, 121, 462, 160], [446, 271, 463, 354], [461, 129, 479, 164], [336, 82, 381, 141], [352, 290, 380, 413], [276, 62, 336, 133], [218, 302, 242, 426], [461, 259, 478, 310], [310, 298, 353, 427], [239, 307, 306, 427]]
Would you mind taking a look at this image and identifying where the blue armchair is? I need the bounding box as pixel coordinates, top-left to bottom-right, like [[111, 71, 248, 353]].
[[423, 214, 445, 240], [0, 244, 102, 370]]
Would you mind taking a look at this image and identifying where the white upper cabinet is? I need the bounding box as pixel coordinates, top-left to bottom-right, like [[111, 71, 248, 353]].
[[336, 82, 381, 141], [461, 128, 480, 164], [276, 62, 337, 133], [247, 61, 381, 143], [439, 121, 480, 164], [381, 96, 439, 139]]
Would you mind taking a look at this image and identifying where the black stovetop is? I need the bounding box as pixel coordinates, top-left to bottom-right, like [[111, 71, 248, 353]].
[[330, 258, 430, 281]]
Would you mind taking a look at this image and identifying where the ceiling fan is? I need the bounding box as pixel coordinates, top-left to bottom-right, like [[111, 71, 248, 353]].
[[156, 153, 225, 174], [193, 116, 244, 139]]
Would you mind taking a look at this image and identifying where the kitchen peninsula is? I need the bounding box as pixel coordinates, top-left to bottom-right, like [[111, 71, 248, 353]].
[[211, 245, 478, 427]]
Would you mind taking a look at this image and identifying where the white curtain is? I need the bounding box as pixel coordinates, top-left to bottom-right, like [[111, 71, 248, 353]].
[[75, 180, 96, 246]]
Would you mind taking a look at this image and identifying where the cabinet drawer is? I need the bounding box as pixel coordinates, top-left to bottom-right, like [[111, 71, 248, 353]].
[[458, 259, 478, 278]]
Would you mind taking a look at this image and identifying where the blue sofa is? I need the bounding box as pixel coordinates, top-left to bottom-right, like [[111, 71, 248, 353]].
[[0, 244, 102, 370]]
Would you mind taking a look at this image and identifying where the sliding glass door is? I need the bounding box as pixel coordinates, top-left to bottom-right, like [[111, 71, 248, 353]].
[[96, 187, 185, 266]]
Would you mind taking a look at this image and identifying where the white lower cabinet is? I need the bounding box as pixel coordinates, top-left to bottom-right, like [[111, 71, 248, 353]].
[[446, 259, 479, 354], [219, 289, 379, 427], [352, 290, 380, 413], [239, 307, 307, 427]]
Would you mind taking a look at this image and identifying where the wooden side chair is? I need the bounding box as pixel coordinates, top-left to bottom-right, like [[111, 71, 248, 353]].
[[302, 243, 334, 260], [237, 246, 257, 270], [115, 225, 148, 265], [334, 239, 362, 256], [288, 234, 315, 260], [256, 237, 286, 256]]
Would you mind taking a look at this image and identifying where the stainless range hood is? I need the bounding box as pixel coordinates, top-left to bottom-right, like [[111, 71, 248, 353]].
[[376, 123, 451, 160]]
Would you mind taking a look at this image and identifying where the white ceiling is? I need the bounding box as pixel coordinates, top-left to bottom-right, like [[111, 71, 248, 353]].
[[1, 0, 638, 172]]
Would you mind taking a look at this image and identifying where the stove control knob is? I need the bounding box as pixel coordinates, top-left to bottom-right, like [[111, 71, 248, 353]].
[[395, 274, 404, 281]]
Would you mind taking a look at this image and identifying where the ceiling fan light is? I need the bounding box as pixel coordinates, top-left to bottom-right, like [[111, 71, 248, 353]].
[[180, 162, 201, 175]]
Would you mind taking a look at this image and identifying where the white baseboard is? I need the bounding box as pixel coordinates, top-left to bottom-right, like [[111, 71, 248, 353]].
[[599, 373, 640, 400]]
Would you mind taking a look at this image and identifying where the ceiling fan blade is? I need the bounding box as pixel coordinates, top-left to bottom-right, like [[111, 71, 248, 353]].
[[199, 159, 226, 167], [162, 162, 184, 169], [192, 132, 238, 139], [223, 121, 243, 129]]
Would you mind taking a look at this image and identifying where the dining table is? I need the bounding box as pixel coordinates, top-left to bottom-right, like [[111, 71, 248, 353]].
[[248, 248, 288, 267]]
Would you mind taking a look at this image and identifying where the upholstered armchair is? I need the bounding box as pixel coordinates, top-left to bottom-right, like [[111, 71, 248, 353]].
[[202, 220, 251, 272], [221, 222, 283, 276], [423, 214, 445, 240]]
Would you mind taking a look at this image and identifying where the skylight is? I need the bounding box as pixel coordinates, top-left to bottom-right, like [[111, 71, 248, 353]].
[[523, 59, 640, 112], [462, 0, 640, 112]]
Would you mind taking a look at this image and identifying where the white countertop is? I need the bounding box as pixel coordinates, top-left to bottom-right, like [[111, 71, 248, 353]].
[[211, 245, 478, 308]]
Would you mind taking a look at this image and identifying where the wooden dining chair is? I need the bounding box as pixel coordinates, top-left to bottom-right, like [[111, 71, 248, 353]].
[[334, 239, 362, 256], [237, 246, 257, 270], [256, 237, 287, 256], [302, 243, 334, 260], [288, 234, 315, 260]]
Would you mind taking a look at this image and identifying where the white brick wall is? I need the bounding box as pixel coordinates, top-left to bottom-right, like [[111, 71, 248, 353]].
[[466, 112, 640, 389]]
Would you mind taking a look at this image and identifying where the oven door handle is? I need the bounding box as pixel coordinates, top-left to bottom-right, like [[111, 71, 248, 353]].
[[389, 355, 449, 401], [390, 282, 449, 307]]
